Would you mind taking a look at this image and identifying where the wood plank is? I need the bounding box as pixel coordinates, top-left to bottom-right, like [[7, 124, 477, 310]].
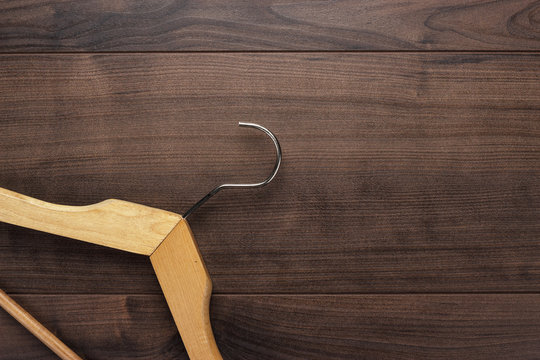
[[0, 53, 538, 294], [1, 0, 540, 51], [0, 295, 186, 360], [0, 289, 84, 360], [1, 294, 540, 359]]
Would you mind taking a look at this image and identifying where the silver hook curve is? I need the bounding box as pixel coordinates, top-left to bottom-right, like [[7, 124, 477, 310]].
[[183, 122, 282, 218]]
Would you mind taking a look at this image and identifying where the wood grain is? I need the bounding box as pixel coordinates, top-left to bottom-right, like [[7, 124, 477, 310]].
[[0, 295, 186, 360], [151, 220, 222, 360], [0, 0, 539, 51], [0, 187, 182, 255], [0, 289, 83, 360], [0, 53, 538, 294], [2, 0, 539, 358], [1, 294, 540, 359]]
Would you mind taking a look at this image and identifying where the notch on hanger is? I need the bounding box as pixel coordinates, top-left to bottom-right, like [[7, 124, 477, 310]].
[[0, 122, 282, 360]]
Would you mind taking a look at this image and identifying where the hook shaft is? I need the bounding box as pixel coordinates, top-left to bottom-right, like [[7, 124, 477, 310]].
[[183, 122, 282, 218]]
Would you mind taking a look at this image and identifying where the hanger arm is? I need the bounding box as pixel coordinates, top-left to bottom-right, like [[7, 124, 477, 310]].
[[0, 187, 182, 255], [151, 219, 222, 360]]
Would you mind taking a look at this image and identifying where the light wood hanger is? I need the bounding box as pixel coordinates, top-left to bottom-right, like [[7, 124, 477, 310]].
[[0, 122, 282, 360]]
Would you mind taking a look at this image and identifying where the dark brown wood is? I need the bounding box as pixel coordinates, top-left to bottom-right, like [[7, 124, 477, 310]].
[[1, 294, 540, 359], [0, 0, 539, 51], [0, 53, 538, 294], [0, 295, 186, 360], [1, 0, 540, 354]]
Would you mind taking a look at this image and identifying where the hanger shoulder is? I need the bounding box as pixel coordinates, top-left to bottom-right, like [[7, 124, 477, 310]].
[[0, 187, 182, 255], [150, 219, 222, 360]]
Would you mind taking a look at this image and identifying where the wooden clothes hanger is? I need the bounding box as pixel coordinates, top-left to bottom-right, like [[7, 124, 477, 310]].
[[0, 122, 282, 360]]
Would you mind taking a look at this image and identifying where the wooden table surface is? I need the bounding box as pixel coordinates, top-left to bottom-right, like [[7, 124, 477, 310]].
[[0, 1, 539, 359]]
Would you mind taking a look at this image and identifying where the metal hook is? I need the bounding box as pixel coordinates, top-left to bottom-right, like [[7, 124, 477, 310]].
[[183, 122, 282, 219]]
